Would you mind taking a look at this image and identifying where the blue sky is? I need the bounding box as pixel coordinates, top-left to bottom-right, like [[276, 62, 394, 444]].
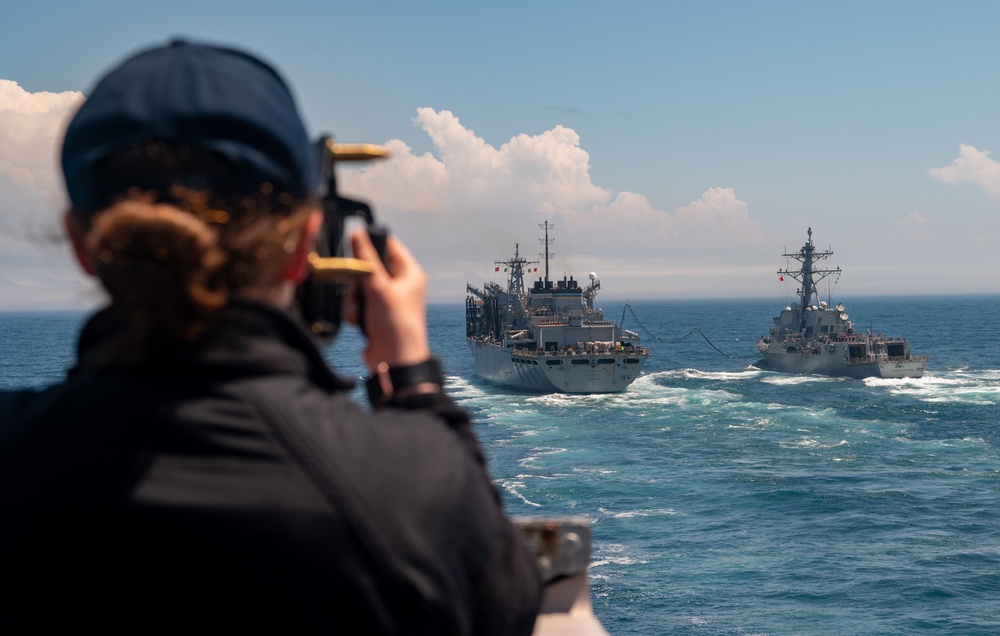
[[2, 1, 999, 309]]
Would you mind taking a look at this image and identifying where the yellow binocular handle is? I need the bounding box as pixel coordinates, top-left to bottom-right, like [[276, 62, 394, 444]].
[[307, 140, 390, 279]]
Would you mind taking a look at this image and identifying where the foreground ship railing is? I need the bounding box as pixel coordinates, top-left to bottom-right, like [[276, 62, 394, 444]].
[[514, 517, 609, 636]]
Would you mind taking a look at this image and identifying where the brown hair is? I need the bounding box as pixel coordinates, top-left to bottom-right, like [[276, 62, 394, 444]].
[[75, 141, 313, 351]]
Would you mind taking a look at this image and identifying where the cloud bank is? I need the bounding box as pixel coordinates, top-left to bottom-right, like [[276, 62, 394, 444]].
[[340, 108, 769, 299], [1, 93, 771, 307], [3, 85, 995, 308]]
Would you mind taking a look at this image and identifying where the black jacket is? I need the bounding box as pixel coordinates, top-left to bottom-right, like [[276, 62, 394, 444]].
[[0, 301, 539, 634]]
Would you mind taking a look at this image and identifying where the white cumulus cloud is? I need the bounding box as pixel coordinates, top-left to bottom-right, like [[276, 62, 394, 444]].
[[340, 108, 769, 298], [0, 80, 91, 309], [928, 144, 1000, 199], [0, 80, 82, 220], [891, 211, 927, 230]]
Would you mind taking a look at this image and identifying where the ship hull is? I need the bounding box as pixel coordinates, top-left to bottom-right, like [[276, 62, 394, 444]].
[[756, 349, 928, 379], [468, 338, 647, 393]]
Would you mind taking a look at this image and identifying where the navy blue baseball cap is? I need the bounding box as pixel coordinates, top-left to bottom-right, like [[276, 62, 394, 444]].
[[62, 39, 321, 215]]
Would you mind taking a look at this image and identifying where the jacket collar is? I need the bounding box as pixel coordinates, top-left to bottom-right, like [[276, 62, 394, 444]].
[[73, 300, 353, 391]]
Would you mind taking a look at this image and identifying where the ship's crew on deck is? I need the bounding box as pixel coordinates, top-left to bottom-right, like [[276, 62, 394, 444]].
[[0, 40, 539, 634]]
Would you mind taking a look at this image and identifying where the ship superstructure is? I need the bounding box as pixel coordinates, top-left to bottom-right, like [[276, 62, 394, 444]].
[[755, 228, 928, 378], [466, 222, 648, 393]]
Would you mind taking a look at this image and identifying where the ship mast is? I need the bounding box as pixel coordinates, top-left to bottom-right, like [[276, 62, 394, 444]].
[[779, 227, 841, 328], [495, 243, 537, 295], [539, 220, 554, 284]]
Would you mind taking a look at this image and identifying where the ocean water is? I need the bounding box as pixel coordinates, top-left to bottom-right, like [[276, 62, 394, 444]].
[[3, 295, 999, 635]]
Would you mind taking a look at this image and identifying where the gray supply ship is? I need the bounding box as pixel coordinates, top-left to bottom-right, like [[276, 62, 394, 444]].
[[466, 222, 649, 393], [755, 228, 928, 379]]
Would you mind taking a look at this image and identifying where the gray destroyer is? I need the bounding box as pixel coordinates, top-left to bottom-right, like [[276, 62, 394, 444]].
[[755, 228, 928, 379], [465, 222, 649, 393]]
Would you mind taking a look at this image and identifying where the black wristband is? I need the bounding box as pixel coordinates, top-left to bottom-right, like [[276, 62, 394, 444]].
[[366, 357, 444, 405]]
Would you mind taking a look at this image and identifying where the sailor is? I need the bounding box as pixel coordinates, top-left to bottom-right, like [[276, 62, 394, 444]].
[[0, 40, 539, 634]]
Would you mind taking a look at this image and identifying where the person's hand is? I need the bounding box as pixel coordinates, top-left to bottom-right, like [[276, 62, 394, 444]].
[[343, 230, 432, 371]]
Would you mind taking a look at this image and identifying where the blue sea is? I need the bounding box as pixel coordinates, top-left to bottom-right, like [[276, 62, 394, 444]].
[[3, 295, 999, 635]]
